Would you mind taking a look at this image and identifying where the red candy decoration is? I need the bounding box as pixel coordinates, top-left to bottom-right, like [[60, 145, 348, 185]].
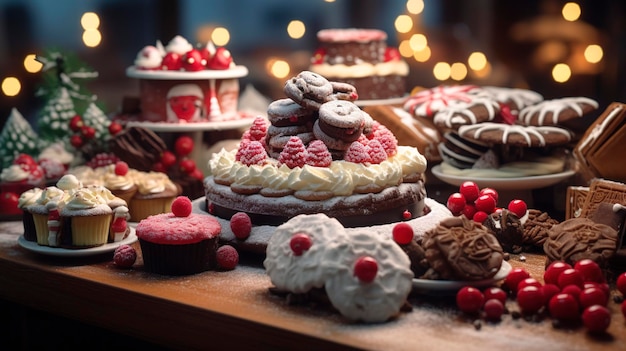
[[160, 151, 177, 168], [305, 140, 332, 167], [182, 48, 206, 71], [504, 268, 531, 292], [474, 194, 496, 214], [161, 52, 182, 70], [574, 259, 604, 283], [472, 211, 488, 223], [579, 287, 608, 309], [69, 115, 84, 132], [171, 196, 192, 217], [517, 278, 542, 292], [544, 261, 572, 285], [354, 256, 378, 283], [483, 287, 507, 304], [230, 212, 252, 240], [216, 245, 239, 270], [557, 268, 584, 289], [456, 286, 484, 314], [392, 222, 414, 245], [278, 136, 307, 168], [446, 192, 466, 215], [507, 199, 527, 218], [290, 233, 313, 256], [0, 192, 21, 215], [459, 181, 480, 203], [479, 187, 499, 203], [516, 286, 544, 314], [548, 293, 579, 320], [483, 298, 505, 321]]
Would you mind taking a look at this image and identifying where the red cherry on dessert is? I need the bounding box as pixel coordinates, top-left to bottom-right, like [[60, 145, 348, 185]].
[[446, 192, 466, 215], [114, 161, 129, 176], [503, 268, 531, 292], [548, 293, 579, 320], [182, 48, 205, 71], [81, 126, 96, 139], [152, 162, 167, 173], [392, 222, 414, 245], [456, 286, 484, 314], [544, 261, 572, 285], [70, 134, 84, 148], [354, 256, 378, 283], [69, 114, 84, 132], [160, 151, 177, 168], [462, 203, 477, 219], [557, 268, 584, 289], [474, 194, 496, 214], [311, 48, 326, 65], [516, 286, 544, 314], [216, 245, 239, 270], [402, 210, 411, 220], [483, 298, 505, 321], [582, 305, 611, 333], [0, 192, 21, 215], [108, 121, 123, 135], [161, 52, 182, 70], [179, 158, 197, 174], [479, 187, 499, 203], [616, 272, 626, 295], [171, 196, 192, 217], [483, 287, 507, 304], [230, 212, 252, 240], [472, 210, 488, 223], [207, 47, 232, 70], [507, 199, 527, 218], [290, 233, 313, 256], [579, 287, 608, 309], [174, 135, 195, 156], [541, 283, 561, 306], [517, 277, 542, 292], [574, 259, 604, 283], [189, 168, 204, 181], [13, 153, 37, 169], [383, 47, 401, 62], [459, 181, 480, 203]]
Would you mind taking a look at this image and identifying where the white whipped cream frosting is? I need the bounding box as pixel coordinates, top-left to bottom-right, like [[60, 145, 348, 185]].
[[310, 60, 409, 79], [165, 35, 193, 55], [209, 146, 426, 196], [1, 164, 29, 182]]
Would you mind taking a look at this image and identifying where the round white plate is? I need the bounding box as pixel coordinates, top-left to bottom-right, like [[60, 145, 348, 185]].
[[126, 65, 248, 80], [354, 95, 408, 107], [431, 165, 575, 190], [123, 116, 254, 132], [412, 261, 512, 294], [17, 228, 137, 257]]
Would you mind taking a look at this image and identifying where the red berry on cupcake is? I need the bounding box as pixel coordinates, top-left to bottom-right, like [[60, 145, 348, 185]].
[[81, 126, 96, 139], [160, 151, 177, 168], [171, 196, 193, 217], [114, 161, 129, 176], [230, 212, 252, 240], [474, 194, 496, 214], [354, 256, 378, 283], [479, 187, 498, 203], [290, 232, 312, 256]]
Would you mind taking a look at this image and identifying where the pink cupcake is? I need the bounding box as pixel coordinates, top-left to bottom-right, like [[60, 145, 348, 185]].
[[135, 197, 221, 275]]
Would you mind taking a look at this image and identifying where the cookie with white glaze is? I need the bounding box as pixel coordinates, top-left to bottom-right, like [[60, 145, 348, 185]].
[[481, 86, 543, 112], [433, 97, 500, 130], [458, 122, 572, 147], [518, 97, 598, 126], [403, 85, 482, 119]]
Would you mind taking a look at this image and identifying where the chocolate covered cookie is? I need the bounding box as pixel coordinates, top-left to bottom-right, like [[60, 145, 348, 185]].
[[433, 97, 500, 130], [458, 122, 572, 147], [267, 98, 318, 127], [518, 97, 598, 126], [284, 71, 334, 110], [483, 209, 524, 254]]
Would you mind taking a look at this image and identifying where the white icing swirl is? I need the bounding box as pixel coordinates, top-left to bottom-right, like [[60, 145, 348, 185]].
[[36, 186, 66, 206], [208, 146, 426, 197], [18, 188, 43, 209], [62, 188, 104, 210], [56, 174, 83, 191], [134, 45, 162, 69], [1, 165, 29, 182], [165, 35, 193, 55], [38, 142, 74, 165]]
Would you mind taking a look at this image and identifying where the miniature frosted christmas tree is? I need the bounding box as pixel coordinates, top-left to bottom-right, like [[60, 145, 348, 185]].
[[0, 108, 41, 168], [83, 102, 112, 142], [37, 86, 76, 145]]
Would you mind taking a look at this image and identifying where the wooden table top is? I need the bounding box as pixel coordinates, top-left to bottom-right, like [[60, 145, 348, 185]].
[[0, 220, 624, 351]]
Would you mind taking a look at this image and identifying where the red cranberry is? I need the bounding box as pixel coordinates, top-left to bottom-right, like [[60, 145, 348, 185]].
[[354, 256, 378, 283], [582, 305, 611, 333], [446, 192, 466, 215], [483, 298, 504, 321], [474, 194, 496, 214], [483, 287, 507, 304], [504, 268, 531, 292], [557, 268, 584, 289], [289, 233, 313, 256], [516, 286, 544, 315], [456, 286, 484, 314], [541, 283, 561, 306], [507, 199, 527, 218], [517, 278, 542, 292], [579, 287, 608, 309], [548, 293, 579, 321], [574, 259, 605, 283], [479, 187, 499, 202], [459, 181, 480, 203], [616, 272, 626, 295], [544, 261, 572, 285], [392, 222, 414, 245]]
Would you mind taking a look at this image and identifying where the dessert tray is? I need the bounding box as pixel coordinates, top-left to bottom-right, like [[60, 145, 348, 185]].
[[126, 65, 249, 80], [412, 261, 512, 294], [431, 164, 576, 190], [123, 116, 255, 132], [17, 228, 137, 257]]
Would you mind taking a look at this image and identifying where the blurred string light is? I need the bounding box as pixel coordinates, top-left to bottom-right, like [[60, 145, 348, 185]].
[[80, 12, 101, 47], [266, 58, 290, 79], [406, 0, 424, 14], [584, 44, 603, 63], [433, 62, 451, 81], [552, 63, 571, 83], [467, 52, 487, 71], [211, 27, 230, 46], [24, 54, 43, 73], [287, 20, 306, 39], [562, 2, 581, 21], [2, 77, 21, 97], [450, 62, 468, 81], [394, 15, 413, 33]]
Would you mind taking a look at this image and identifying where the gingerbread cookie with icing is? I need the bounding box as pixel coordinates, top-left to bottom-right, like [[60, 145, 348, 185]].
[[458, 122, 572, 147], [518, 97, 598, 126], [481, 86, 543, 112], [433, 97, 500, 130]]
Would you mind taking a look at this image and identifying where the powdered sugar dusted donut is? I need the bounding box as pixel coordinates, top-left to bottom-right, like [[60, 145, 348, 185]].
[[330, 81, 359, 101], [518, 97, 598, 126], [403, 85, 481, 119], [284, 71, 334, 110], [318, 100, 366, 143], [267, 98, 318, 127], [324, 229, 413, 323], [263, 214, 350, 293], [266, 125, 315, 149], [312, 120, 353, 151], [458, 122, 572, 147], [433, 97, 500, 130]]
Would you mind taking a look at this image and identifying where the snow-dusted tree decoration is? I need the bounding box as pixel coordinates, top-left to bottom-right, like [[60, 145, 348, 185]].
[[0, 108, 41, 168]]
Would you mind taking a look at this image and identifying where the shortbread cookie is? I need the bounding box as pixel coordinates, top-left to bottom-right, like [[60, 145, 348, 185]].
[[518, 97, 598, 126], [579, 178, 626, 218], [433, 97, 500, 130], [458, 122, 572, 147]]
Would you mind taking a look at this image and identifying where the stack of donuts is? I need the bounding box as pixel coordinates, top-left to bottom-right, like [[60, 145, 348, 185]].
[[266, 71, 372, 160]]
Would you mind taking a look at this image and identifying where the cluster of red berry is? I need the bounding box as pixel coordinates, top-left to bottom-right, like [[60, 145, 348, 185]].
[[68, 115, 123, 148], [446, 181, 527, 223], [153, 135, 203, 180], [457, 259, 626, 333], [161, 45, 233, 71]]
